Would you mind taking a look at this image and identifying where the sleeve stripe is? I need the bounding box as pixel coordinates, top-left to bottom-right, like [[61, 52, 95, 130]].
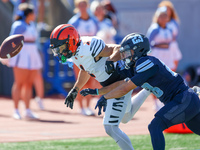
[[90, 40, 98, 51], [91, 40, 105, 57], [91, 40, 99, 56], [136, 59, 154, 73], [93, 40, 101, 54]]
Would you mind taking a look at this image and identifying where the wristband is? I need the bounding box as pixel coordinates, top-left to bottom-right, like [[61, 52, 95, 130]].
[[96, 89, 99, 95]]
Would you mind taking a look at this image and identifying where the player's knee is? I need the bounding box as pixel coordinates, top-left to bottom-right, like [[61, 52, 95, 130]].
[[104, 125, 118, 137], [121, 117, 129, 124], [121, 119, 128, 124], [148, 119, 160, 134], [104, 125, 112, 136], [148, 117, 166, 134], [148, 122, 155, 133], [121, 112, 131, 124]]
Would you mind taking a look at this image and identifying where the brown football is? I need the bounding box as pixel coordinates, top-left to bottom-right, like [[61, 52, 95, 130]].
[[0, 34, 24, 59]]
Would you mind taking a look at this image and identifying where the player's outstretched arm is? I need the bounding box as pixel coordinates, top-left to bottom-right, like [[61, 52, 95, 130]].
[[95, 79, 137, 115], [73, 70, 91, 91], [97, 44, 121, 62], [64, 70, 91, 109], [105, 79, 137, 100], [80, 80, 124, 96], [98, 44, 122, 75]]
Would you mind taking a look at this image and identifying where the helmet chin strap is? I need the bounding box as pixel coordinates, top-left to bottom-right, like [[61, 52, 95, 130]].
[[124, 57, 135, 69], [125, 58, 131, 64], [125, 58, 131, 69]]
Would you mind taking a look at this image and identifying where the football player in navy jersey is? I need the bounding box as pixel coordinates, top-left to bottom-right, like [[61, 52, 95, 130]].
[[91, 33, 200, 150]]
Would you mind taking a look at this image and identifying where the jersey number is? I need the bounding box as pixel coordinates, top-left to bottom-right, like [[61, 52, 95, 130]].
[[141, 83, 163, 98]]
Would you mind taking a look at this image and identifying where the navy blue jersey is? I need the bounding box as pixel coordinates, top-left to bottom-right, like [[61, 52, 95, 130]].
[[122, 56, 188, 104]]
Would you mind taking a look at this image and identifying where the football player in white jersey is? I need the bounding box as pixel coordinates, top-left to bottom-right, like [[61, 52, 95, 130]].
[[50, 24, 151, 150]]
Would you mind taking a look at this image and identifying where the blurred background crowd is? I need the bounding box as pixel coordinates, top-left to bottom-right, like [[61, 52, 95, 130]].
[[0, 0, 200, 119]]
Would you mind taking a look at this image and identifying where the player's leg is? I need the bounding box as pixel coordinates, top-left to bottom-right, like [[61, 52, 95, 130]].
[[149, 89, 200, 150], [153, 94, 164, 111], [148, 99, 180, 150], [185, 91, 200, 135], [104, 125, 134, 150], [122, 89, 151, 123], [103, 96, 134, 150], [185, 113, 200, 135], [148, 116, 168, 150]]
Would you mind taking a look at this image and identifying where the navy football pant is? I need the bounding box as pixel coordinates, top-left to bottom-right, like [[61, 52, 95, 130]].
[[185, 113, 200, 135], [148, 89, 200, 150]]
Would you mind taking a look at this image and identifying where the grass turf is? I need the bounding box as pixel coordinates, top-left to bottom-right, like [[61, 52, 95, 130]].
[[0, 134, 200, 150]]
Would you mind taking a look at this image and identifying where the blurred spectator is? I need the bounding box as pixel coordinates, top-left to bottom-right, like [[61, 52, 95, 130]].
[[146, 6, 174, 111], [102, 0, 118, 31], [68, 0, 99, 36], [34, 70, 45, 110], [2, 0, 45, 111], [8, 3, 43, 119], [2, 0, 38, 21], [68, 0, 101, 116], [90, 0, 116, 44], [158, 0, 182, 72], [147, 7, 174, 70]]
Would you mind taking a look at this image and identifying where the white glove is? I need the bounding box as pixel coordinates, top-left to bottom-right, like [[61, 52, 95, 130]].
[[192, 86, 200, 95]]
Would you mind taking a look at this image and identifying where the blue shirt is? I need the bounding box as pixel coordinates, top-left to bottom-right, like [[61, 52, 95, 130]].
[[68, 13, 99, 36]]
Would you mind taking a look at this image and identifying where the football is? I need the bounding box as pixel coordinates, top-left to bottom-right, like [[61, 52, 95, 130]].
[[0, 34, 24, 59]]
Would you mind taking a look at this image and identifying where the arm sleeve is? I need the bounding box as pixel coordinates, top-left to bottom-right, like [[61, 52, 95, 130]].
[[68, 15, 80, 28], [146, 24, 159, 47], [130, 57, 159, 86], [90, 37, 106, 57], [10, 21, 26, 35]]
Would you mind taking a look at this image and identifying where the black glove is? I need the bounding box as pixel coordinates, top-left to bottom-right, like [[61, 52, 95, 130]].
[[105, 61, 115, 75], [80, 88, 98, 96], [64, 88, 78, 109], [95, 96, 107, 115]]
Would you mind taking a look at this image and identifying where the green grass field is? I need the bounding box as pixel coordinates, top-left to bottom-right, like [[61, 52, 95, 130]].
[[0, 134, 200, 150]]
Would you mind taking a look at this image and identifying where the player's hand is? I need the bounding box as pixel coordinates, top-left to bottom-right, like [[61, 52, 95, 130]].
[[95, 96, 107, 115], [64, 88, 78, 109], [80, 88, 98, 96], [105, 61, 115, 75], [192, 86, 200, 95]]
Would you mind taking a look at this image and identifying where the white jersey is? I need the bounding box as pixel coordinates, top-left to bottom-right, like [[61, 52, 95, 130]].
[[71, 36, 112, 82]]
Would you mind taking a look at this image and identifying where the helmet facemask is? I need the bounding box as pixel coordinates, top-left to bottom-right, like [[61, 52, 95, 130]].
[[50, 36, 74, 63], [120, 45, 136, 69]]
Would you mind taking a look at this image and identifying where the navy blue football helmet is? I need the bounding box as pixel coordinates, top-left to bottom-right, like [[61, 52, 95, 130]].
[[120, 33, 150, 69]]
